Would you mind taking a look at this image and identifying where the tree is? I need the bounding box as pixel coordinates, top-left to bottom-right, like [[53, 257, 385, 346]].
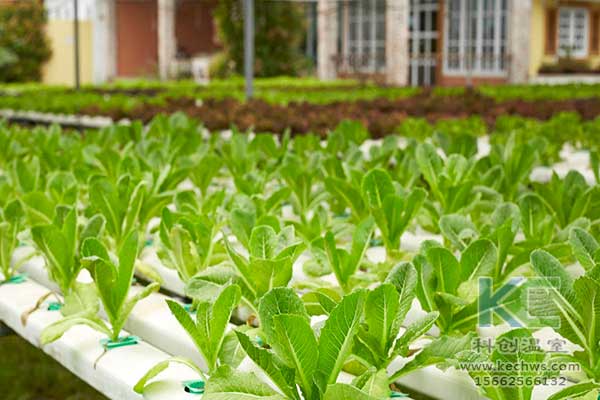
[[0, 1, 52, 82], [214, 0, 308, 77]]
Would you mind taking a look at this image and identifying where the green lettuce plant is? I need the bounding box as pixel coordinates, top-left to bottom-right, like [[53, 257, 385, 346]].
[[158, 207, 222, 283], [353, 263, 441, 376], [225, 287, 371, 400], [0, 199, 28, 282], [527, 247, 600, 399], [361, 168, 426, 256], [30, 205, 105, 296], [134, 284, 242, 394], [224, 225, 304, 307], [323, 217, 374, 292], [456, 329, 548, 400], [40, 231, 159, 344], [533, 171, 595, 229], [412, 239, 503, 334]]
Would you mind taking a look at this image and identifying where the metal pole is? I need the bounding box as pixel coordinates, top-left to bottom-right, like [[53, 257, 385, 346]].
[[74, 0, 80, 89], [244, 0, 254, 99]]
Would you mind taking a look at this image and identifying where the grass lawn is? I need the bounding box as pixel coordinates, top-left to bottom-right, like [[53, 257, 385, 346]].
[[1, 333, 107, 400]]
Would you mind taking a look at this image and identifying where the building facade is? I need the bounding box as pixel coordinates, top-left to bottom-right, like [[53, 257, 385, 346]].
[[39, 0, 600, 86], [42, 0, 220, 85], [318, 0, 600, 85]]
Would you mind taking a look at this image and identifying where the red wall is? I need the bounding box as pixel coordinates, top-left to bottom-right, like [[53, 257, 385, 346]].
[[175, 0, 220, 57], [116, 0, 158, 76]]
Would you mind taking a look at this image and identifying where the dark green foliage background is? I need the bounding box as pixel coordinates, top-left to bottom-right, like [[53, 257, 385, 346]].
[[0, 335, 106, 400], [0, 1, 52, 82], [213, 0, 308, 77]]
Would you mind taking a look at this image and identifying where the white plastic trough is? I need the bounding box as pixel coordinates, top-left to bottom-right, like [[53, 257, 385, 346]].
[[0, 277, 200, 400]]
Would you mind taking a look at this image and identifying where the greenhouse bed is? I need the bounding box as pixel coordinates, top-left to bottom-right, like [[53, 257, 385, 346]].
[[0, 115, 599, 400]]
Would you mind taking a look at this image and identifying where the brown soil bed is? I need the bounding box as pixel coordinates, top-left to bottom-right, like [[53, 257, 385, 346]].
[[82, 90, 600, 137]]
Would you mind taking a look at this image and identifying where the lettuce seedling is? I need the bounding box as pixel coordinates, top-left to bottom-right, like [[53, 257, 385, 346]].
[[533, 171, 595, 229], [280, 153, 327, 222], [158, 207, 221, 283], [88, 175, 146, 249], [354, 263, 439, 372], [485, 132, 542, 200], [224, 225, 304, 306], [10, 156, 42, 195], [324, 217, 374, 292], [31, 205, 105, 295], [223, 287, 371, 400], [40, 231, 159, 344], [413, 239, 503, 334], [0, 199, 28, 281], [361, 168, 426, 256], [134, 284, 242, 394], [416, 142, 476, 216], [456, 329, 548, 400], [530, 249, 600, 388], [88, 174, 172, 249]]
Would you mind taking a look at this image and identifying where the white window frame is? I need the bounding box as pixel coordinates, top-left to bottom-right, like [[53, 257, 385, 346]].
[[557, 7, 589, 58], [409, 0, 440, 86], [443, 0, 508, 77], [342, 0, 386, 73]]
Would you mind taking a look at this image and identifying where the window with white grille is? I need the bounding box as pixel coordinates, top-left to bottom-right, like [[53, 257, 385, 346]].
[[558, 7, 589, 58], [341, 0, 386, 73], [444, 0, 508, 76]]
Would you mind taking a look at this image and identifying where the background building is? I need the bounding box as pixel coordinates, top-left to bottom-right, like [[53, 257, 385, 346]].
[[42, 0, 220, 85], [39, 0, 600, 86]]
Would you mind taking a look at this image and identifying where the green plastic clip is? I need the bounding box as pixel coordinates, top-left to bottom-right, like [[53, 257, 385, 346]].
[[100, 335, 139, 350], [2, 274, 26, 285], [334, 211, 351, 219], [47, 302, 62, 311], [390, 391, 408, 398], [255, 336, 264, 347], [144, 238, 154, 247], [369, 238, 384, 247], [183, 379, 205, 394], [183, 303, 196, 314]]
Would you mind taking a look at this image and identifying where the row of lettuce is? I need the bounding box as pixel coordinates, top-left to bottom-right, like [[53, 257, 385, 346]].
[[2, 79, 600, 113], [0, 115, 599, 399]]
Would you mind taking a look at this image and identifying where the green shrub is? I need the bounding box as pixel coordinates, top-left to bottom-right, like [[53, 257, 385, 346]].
[[214, 0, 308, 77], [0, 1, 52, 82]]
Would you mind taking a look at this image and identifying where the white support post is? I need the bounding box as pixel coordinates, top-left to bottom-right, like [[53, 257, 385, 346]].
[[158, 0, 176, 80], [386, 0, 410, 85], [509, 0, 532, 83], [317, 0, 338, 80], [93, 0, 116, 83]]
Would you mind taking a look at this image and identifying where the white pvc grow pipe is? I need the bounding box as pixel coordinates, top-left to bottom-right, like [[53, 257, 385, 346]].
[[0, 277, 200, 400]]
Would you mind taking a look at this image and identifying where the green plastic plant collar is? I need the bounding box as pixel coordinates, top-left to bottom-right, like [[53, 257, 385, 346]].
[[183, 379, 205, 394], [369, 238, 384, 247], [100, 335, 140, 350], [183, 303, 196, 314], [390, 391, 408, 398], [1, 274, 26, 285], [47, 301, 62, 311], [255, 336, 264, 347]]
